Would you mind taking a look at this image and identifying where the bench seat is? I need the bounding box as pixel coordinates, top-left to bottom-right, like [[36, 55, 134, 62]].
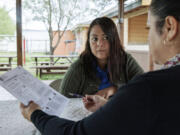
[[30, 65, 70, 78]]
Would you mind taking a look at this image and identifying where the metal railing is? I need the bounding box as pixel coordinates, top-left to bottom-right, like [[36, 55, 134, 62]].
[[0, 35, 50, 53]]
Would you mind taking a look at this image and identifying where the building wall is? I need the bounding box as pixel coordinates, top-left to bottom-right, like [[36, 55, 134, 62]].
[[74, 27, 88, 54], [53, 30, 76, 55], [127, 50, 149, 71], [128, 13, 149, 45], [80, 28, 88, 53], [127, 50, 161, 72], [124, 7, 161, 72]]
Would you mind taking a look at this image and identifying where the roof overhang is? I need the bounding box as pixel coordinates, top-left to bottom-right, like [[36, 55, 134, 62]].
[[101, 0, 151, 18]]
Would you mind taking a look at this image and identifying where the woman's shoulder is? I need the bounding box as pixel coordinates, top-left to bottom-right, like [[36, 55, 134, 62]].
[[66, 57, 86, 76], [124, 51, 140, 66], [124, 52, 134, 61], [70, 57, 84, 69], [123, 51, 144, 78]]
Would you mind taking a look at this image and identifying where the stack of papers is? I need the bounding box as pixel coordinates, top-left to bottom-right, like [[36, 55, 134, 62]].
[[0, 66, 69, 116]]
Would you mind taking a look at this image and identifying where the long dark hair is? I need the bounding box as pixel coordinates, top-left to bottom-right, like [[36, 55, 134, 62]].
[[150, 0, 180, 35], [80, 17, 126, 85]]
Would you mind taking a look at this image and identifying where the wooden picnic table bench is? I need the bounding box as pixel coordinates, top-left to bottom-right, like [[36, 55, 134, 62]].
[[0, 55, 16, 72], [0, 67, 12, 71], [0, 63, 11, 66], [31, 55, 78, 77], [31, 65, 70, 78], [0, 62, 16, 66], [31, 55, 77, 64], [31, 61, 68, 65]]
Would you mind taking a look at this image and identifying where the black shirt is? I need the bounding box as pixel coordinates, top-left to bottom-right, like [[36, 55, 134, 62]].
[[31, 65, 180, 135]]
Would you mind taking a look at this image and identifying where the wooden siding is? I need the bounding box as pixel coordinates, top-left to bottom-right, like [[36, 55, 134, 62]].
[[128, 13, 148, 45]]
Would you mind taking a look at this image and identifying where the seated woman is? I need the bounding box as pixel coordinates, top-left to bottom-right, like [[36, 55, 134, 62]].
[[59, 17, 143, 99]]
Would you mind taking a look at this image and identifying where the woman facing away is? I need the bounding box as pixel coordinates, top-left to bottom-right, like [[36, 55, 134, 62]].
[[60, 17, 143, 99], [20, 0, 180, 134]]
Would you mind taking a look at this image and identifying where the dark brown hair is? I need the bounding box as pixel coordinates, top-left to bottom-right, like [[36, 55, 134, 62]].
[[80, 17, 126, 85], [150, 0, 180, 34]]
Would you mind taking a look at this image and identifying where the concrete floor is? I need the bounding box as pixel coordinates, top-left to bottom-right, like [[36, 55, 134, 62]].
[[0, 81, 53, 135], [0, 100, 37, 135], [0, 80, 90, 135]]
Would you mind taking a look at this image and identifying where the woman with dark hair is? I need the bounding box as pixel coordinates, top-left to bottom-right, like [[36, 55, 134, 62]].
[[60, 17, 143, 99], [20, 0, 180, 134]]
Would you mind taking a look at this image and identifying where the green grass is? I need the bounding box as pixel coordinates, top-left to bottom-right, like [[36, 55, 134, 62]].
[[0, 52, 76, 80]]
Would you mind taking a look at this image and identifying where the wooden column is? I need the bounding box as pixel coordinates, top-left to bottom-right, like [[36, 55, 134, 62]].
[[16, 0, 23, 66], [118, 0, 124, 45], [147, 10, 154, 71]]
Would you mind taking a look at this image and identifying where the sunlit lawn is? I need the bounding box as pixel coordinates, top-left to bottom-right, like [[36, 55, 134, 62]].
[[0, 52, 69, 80]]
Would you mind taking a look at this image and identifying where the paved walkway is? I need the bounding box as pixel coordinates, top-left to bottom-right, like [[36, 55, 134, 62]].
[[0, 80, 53, 135]]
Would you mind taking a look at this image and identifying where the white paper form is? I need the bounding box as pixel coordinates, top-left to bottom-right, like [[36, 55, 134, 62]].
[[0, 66, 69, 116], [61, 98, 92, 121]]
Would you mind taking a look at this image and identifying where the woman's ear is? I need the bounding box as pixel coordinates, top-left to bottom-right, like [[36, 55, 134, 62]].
[[164, 16, 178, 41]]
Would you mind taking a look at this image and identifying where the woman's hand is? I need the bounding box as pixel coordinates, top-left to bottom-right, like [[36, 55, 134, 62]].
[[20, 101, 41, 121], [95, 86, 117, 99], [83, 95, 107, 112]]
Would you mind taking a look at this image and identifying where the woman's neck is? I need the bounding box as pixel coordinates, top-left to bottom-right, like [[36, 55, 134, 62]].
[[97, 59, 107, 70]]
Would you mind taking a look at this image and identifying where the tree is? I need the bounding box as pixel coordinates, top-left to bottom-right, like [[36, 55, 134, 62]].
[[23, 0, 78, 56], [0, 7, 15, 36], [23, 0, 116, 56]]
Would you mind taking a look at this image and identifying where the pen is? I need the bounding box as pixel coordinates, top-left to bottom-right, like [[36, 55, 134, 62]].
[[68, 92, 84, 98]]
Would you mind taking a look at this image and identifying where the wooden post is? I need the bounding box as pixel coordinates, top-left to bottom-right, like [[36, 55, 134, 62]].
[[147, 10, 154, 71], [118, 0, 124, 46], [16, 0, 23, 66]]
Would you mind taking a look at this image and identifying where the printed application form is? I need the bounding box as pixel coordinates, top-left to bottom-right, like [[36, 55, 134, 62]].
[[61, 98, 92, 121], [0, 66, 69, 116]]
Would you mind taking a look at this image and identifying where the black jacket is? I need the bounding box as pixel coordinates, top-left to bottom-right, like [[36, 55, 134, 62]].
[[31, 65, 180, 135]]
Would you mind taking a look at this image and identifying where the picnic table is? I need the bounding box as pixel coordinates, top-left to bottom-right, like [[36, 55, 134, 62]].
[[0, 55, 16, 72], [30, 55, 78, 78]]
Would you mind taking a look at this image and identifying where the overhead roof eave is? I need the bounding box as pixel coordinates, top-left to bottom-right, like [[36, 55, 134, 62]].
[[101, 0, 150, 18]]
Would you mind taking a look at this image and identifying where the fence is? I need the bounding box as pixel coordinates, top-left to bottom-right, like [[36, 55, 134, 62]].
[[0, 35, 50, 53], [25, 39, 50, 53], [0, 35, 16, 52]]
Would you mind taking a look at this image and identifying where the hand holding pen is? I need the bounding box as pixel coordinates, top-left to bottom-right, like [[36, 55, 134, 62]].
[[68, 92, 84, 98], [83, 95, 107, 112], [68, 92, 93, 102], [68, 92, 106, 112]]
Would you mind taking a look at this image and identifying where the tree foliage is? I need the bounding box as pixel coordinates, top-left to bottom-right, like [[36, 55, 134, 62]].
[[0, 7, 15, 35], [23, 0, 79, 55], [23, 0, 116, 55]]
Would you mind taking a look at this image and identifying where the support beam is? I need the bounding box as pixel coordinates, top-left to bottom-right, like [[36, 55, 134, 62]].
[[147, 11, 154, 71], [118, 0, 124, 46], [16, 0, 23, 66]]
